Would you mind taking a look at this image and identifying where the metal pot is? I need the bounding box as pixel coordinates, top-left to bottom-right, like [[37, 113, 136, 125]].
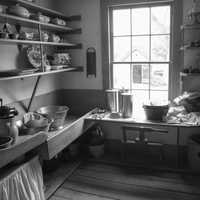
[[0, 99, 18, 142], [143, 104, 169, 121]]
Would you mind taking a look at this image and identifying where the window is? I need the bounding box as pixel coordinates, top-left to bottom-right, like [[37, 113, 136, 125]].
[[109, 3, 172, 115]]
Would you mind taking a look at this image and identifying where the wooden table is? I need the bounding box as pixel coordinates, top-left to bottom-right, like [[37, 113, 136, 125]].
[[85, 112, 200, 170]]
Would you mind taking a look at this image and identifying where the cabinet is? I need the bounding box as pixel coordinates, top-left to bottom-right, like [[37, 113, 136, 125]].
[[0, 0, 83, 79]]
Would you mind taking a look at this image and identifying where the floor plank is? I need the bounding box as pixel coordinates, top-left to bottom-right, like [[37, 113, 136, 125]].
[[55, 187, 117, 200], [75, 166, 200, 195], [44, 160, 81, 200], [49, 160, 200, 200], [65, 174, 200, 200], [49, 196, 71, 200], [79, 162, 200, 184]]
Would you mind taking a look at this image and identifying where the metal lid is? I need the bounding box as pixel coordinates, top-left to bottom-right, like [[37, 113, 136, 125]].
[[0, 99, 18, 119]]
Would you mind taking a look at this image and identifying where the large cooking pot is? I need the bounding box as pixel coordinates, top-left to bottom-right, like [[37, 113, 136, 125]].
[[0, 99, 18, 142]]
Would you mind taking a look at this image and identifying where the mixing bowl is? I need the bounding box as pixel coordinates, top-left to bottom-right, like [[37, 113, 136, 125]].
[[37, 105, 69, 131]]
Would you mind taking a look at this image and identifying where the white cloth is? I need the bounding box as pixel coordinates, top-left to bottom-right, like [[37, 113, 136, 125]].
[[0, 157, 45, 200]]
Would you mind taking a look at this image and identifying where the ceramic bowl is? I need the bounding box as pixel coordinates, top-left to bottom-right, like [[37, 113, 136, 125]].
[[0, 136, 13, 149], [7, 5, 30, 18], [7, 4, 30, 18], [9, 33, 19, 40], [51, 18, 66, 26], [31, 13, 50, 23]]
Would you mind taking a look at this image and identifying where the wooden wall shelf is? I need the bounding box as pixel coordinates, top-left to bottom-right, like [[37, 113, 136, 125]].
[[0, 67, 83, 81], [180, 45, 200, 51], [6, 0, 81, 21], [181, 24, 200, 30], [0, 38, 81, 47], [0, 0, 83, 113], [0, 13, 79, 33], [180, 72, 200, 77]]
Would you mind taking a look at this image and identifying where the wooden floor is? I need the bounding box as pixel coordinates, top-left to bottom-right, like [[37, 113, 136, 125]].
[[49, 160, 200, 200]]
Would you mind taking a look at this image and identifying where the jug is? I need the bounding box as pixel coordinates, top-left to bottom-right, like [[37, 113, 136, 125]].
[[0, 99, 18, 142]]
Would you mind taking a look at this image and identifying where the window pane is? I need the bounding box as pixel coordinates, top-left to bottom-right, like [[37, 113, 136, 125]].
[[113, 64, 130, 89], [150, 64, 169, 90], [132, 90, 149, 119], [113, 9, 131, 36], [132, 8, 150, 35], [150, 91, 168, 101], [151, 35, 170, 62], [151, 6, 170, 34], [113, 37, 131, 62], [132, 64, 149, 90], [132, 36, 149, 62]]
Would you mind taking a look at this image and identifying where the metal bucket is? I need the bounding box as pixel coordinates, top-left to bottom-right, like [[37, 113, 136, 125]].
[[121, 92, 133, 118], [106, 89, 119, 113]]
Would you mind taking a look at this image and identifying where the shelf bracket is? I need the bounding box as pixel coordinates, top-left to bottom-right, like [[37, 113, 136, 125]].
[[27, 75, 41, 112]]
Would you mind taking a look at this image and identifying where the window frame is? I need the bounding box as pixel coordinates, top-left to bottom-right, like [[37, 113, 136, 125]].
[[100, 0, 183, 100]]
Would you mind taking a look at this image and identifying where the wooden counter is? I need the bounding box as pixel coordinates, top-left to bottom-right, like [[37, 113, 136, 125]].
[[85, 112, 200, 127], [0, 132, 47, 169], [39, 110, 95, 160], [0, 110, 95, 168], [85, 113, 200, 145]]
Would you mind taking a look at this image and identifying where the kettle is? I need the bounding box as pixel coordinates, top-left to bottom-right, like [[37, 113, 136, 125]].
[[0, 98, 18, 142]]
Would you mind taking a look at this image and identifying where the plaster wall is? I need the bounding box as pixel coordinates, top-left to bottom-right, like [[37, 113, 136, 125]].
[[54, 0, 103, 90]]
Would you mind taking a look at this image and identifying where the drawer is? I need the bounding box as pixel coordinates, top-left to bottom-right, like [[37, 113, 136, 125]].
[[122, 124, 178, 145], [100, 122, 178, 145]]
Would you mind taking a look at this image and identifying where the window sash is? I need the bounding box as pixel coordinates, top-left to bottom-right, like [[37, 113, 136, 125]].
[[109, 3, 172, 96]]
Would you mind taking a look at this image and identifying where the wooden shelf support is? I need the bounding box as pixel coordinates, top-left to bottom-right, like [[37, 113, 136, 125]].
[[27, 75, 41, 112]]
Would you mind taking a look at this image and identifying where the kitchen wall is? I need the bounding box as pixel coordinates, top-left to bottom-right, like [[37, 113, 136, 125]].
[[54, 0, 198, 98], [54, 0, 103, 90], [0, 0, 62, 106], [55, 0, 185, 94], [0, 0, 196, 107], [53, 0, 200, 147]]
